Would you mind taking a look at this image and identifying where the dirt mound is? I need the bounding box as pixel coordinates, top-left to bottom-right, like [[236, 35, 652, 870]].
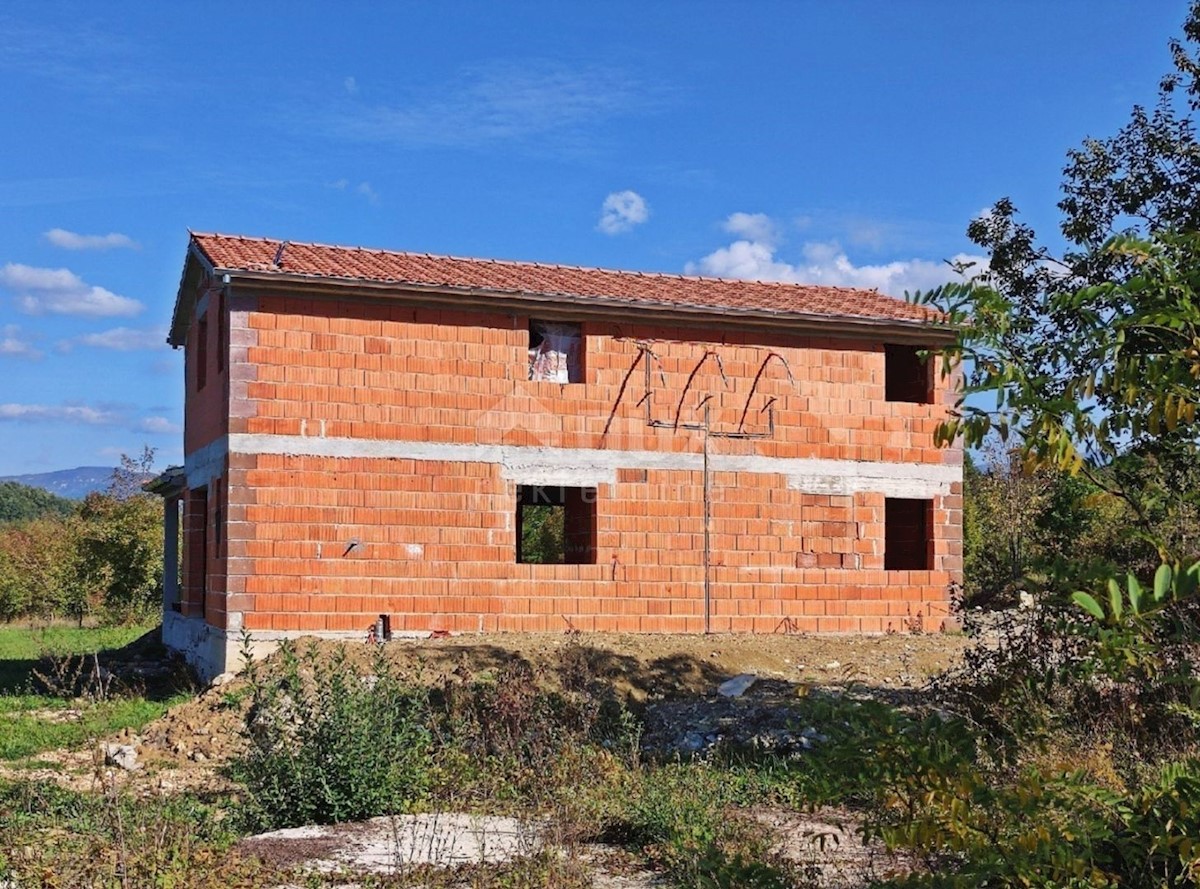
[[132, 632, 968, 771]]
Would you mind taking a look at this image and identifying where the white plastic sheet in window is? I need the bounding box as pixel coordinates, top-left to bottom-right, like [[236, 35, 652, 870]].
[[528, 321, 582, 383]]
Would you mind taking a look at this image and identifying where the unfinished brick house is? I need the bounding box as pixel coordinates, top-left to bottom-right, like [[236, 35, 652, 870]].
[[151, 232, 963, 679]]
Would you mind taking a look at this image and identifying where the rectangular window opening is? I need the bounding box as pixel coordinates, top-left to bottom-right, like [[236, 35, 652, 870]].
[[885, 344, 932, 403], [528, 320, 584, 383], [884, 497, 932, 571], [213, 500, 223, 558], [216, 294, 227, 374], [516, 485, 596, 564], [196, 315, 209, 391]]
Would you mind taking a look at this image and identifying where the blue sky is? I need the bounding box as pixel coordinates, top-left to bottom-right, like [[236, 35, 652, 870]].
[[0, 1, 1190, 477]]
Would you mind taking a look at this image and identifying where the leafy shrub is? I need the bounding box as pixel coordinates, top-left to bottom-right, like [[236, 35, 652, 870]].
[[234, 640, 432, 829], [864, 757, 1200, 889]]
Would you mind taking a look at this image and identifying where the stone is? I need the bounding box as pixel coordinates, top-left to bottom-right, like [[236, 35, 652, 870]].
[[717, 673, 757, 698], [104, 743, 140, 771]]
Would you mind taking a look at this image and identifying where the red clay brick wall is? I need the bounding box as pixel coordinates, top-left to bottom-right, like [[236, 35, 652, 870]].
[[184, 291, 228, 455], [225, 455, 959, 635], [233, 296, 957, 468], [180, 291, 963, 636]]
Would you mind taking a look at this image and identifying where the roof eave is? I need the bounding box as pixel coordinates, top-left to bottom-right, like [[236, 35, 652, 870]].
[[143, 465, 186, 497], [167, 238, 217, 348], [216, 268, 957, 343]]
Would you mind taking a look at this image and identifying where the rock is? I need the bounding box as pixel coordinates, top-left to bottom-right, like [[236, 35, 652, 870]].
[[104, 743, 140, 771], [823, 661, 841, 671], [191, 750, 208, 763], [940, 615, 965, 633], [1018, 591, 1035, 610], [210, 672, 236, 687], [717, 673, 757, 698]]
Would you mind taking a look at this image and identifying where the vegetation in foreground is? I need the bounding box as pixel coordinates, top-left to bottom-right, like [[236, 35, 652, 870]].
[[0, 448, 165, 626], [5, 5, 1200, 889], [0, 623, 191, 764]]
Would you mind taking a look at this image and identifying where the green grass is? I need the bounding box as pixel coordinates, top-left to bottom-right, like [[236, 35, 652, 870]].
[[0, 696, 183, 759], [0, 623, 189, 761], [0, 624, 152, 660], [0, 624, 152, 694]]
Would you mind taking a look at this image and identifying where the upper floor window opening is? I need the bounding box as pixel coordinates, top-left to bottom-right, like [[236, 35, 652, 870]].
[[528, 320, 584, 383]]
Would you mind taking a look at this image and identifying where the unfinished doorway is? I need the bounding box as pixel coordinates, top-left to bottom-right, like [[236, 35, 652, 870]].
[[186, 487, 208, 617]]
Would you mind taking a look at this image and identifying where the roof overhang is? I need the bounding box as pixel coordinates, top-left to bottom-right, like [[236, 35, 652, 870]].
[[143, 465, 186, 497], [169, 252, 957, 347]]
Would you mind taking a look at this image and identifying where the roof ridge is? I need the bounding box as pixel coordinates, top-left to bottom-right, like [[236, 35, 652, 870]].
[[190, 231, 890, 297]]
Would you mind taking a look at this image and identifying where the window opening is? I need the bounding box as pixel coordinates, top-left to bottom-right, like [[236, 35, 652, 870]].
[[528, 320, 583, 383], [885, 344, 931, 403], [516, 485, 596, 564], [216, 293, 227, 373], [196, 316, 208, 391], [884, 497, 932, 570]]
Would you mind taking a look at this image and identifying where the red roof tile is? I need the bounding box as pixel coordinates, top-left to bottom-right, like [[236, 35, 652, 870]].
[[188, 232, 939, 325]]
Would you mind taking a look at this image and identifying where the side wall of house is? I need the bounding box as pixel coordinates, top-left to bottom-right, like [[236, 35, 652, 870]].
[[169, 290, 960, 660], [168, 286, 231, 671]]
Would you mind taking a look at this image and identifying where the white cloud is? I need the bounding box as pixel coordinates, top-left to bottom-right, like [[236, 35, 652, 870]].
[[64, 326, 166, 352], [0, 325, 41, 359], [687, 212, 987, 298], [136, 416, 181, 434], [598, 190, 649, 235], [0, 263, 143, 317], [43, 228, 139, 250], [344, 75, 358, 94], [723, 212, 778, 247], [0, 403, 120, 425]]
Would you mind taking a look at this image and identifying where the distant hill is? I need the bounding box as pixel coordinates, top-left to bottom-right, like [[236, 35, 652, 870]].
[[0, 466, 118, 500]]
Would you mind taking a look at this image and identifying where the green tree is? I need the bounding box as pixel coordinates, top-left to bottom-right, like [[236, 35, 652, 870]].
[[0, 518, 80, 621], [73, 447, 164, 624], [0, 481, 74, 524], [924, 5, 1200, 569], [520, 505, 565, 564]]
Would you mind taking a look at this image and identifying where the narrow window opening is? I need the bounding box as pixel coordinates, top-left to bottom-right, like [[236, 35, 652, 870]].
[[196, 316, 208, 391], [884, 497, 932, 570], [517, 485, 596, 564], [216, 294, 227, 373], [213, 498, 223, 558], [885, 344, 931, 403], [528, 320, 584, 383]]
